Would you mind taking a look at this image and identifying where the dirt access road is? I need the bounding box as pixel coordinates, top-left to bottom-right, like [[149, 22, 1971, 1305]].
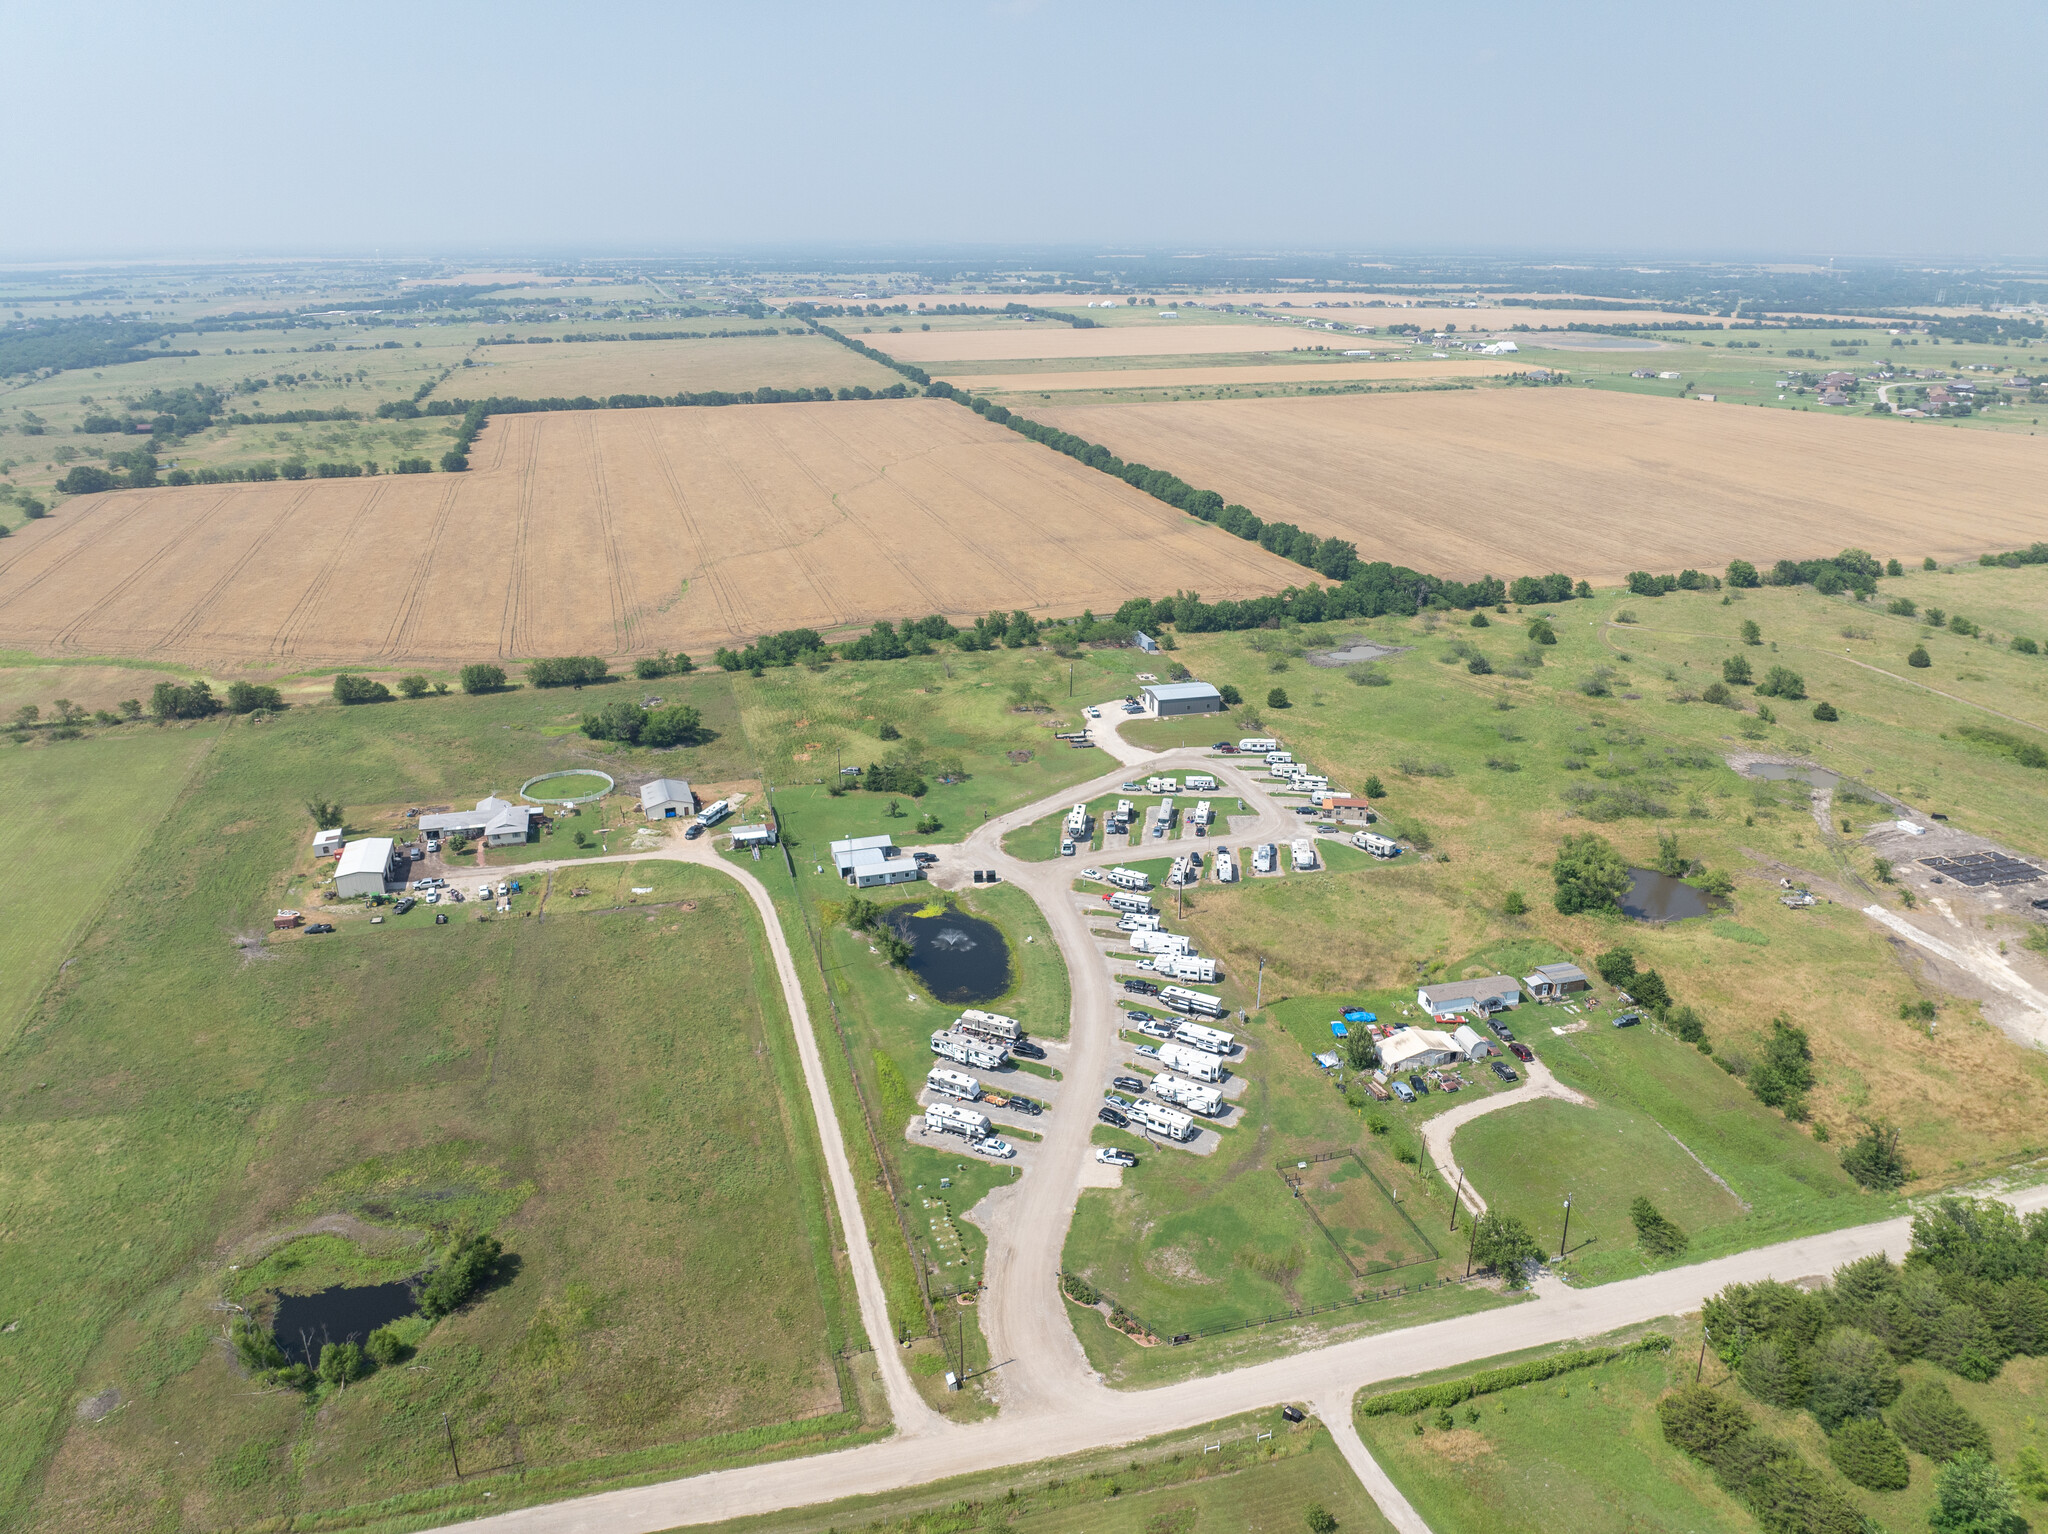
[[430, 708, 2040, 1534]]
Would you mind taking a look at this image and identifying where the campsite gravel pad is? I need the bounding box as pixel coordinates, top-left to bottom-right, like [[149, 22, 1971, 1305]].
[[1919, 853, 2045, 887]]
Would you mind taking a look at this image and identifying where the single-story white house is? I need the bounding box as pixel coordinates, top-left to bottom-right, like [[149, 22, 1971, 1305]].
[[1380, 1028, 1461, 1072], [851, 855, 923, 889], [1451, 1023, 1496, 1060], [1523, 962, 1591, 1000], [730, 822, 777, 849], [1416, 975, 1523, 1016], [334, 837, 399, 899], [830, 834, 897, 878], [639, 778, 696, 820], [419, 795, 542, 847]]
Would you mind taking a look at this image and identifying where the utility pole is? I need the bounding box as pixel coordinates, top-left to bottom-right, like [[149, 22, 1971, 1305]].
[[442, 1412, 462, 1480], [1696, 1325, 1711, 1383], [1449, 1170, 1465, 1231], [1255, 955, 1266, 1011], [1558, 1194, 1573, 1260]]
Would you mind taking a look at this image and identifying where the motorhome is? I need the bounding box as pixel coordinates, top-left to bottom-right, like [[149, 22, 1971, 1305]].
[[1151, 1073, 1225, 1116], [1128, 929, 1194, 956], [1106, 866, 1151, 891], [1355, 831, 1400, 859], [1239, 737, 1278, 752], [1213, 848, 1237, 883], [1151, 800, 1176, 833], [1253, 843, 1277, 874], [1290, 838, 1319, 871], [1128, 1099, 1196, 1142], [1174, 1019, 1237, 1053], [1156, 1040, 1224, 1081], [1108, 891, 1156, 915], [1065, 803, 1090, 837], [925, 1101, 992, 1139], [1114, 799, 1135, 828], [925, 1066, 983, 1102], [930, 1030, 1007, 1071], [694, 799, 733, 829], [1162, 986, 1228, 1020], [956, 1009, 1020, 1043], [1184, 774, 1218, 792], [1168, 855, 1195, 887]]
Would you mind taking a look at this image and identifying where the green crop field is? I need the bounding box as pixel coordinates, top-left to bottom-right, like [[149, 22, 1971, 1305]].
[[698, 1408, 1395, 1534], [1357, 1324, 2048, 1534], [0, 672, 870, 1531]]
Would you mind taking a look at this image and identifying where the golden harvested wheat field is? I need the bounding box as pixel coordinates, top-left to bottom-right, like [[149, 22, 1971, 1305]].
[[0, 401, 1308, 668], [868, 324, 1363, 364], [1032, 389, 2048, 581], [952, 358, 1521, 393], [451, 333, 904, 398]]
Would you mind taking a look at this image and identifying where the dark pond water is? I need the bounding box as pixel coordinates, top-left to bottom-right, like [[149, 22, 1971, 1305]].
[[1621, 868, 1714, 923], [886, 906, 1012, 1004], [271, 1281, 416, 1366]]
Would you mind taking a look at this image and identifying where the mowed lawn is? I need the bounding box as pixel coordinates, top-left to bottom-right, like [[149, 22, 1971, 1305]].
[[0, 688, 862, 1531], [0, 721, 220, 1043]]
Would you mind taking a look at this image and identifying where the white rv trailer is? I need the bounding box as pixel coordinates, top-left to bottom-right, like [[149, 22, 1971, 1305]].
[[1161, 986, 1228, 1020], [1213, 848, 1237, 883], [1290, 838, 1319, 871], [1184, 774, 1218, 792], [1151, 1073, 1225, 1115], [1128, 930, 1195, 956], [1174, 1018, 1237, 1053], [1108, 891, 1157, 915], [1238, 737, 1278, 752], [925, 1101, 992, 1139], [1117, 911, 1163, 932], [956, 1009, 1020, 1043], [930, 1031, 1007, 1070], [1127, 1099, 1196, 1142], [1155, 1040, 1223, 1081], [1156, 954, 1219, 983], [1107, 866, 1151, 891], [925, 1066, 983, 1101]]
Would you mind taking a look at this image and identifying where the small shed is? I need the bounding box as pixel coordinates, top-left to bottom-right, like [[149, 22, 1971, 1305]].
[[731, 822, 777, 849], [1523, 962, 1591, 1000], [312, 827, 344, 857], [1451, 1023, 1496, 1060], [334, 837, 398, 899], [1134, 631, 1159, 653], [640, 778, 696, 820]]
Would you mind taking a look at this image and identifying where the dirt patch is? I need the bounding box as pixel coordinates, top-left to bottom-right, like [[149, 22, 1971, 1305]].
[[1006, 749, 1035, 764], [1144, 1245, 1217, 1285], [1421, 1427, 1494, 1463], [75, 1388, 120, 1423], [1308, 636, 1410, 667]]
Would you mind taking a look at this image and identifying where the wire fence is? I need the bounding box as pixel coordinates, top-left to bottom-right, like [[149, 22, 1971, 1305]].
[[1065, 1266, 1490, 1346], [1277, 1149, 1440, 1281]]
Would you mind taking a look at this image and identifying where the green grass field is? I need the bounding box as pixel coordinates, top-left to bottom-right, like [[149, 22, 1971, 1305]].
[[1357, 1323, 2048, 1534], [695, 1408, 1395, 1534], [0, 678, 863, 1531]]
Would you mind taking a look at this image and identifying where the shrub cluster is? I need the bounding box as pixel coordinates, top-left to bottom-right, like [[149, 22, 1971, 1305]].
[[1657, 1384, 1868, 1531], [580, 699, 707, 748], [150, 679, 221, 719], [526, 656, 609, 688], [1358, 1336, 1671, 1416]]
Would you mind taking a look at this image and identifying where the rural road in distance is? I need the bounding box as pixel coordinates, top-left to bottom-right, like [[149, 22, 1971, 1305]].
[[430, 707, 2030, 1534]]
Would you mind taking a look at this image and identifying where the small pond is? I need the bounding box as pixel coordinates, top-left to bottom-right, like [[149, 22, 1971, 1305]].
[[886, 905, 1012, 1004], [1621, 868, 1714, 923], [271, 1281, 417, 1366], [1309, 637, 1409, 668]]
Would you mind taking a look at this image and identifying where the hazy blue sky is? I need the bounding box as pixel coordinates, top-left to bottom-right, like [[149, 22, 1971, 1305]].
[[6, 0, 2043, 261]]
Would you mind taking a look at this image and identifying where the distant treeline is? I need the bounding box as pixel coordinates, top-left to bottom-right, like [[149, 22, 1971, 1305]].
[[790, 301, 1096, 329], [0, 318, 194, 377], [1503, 297, 1710, 314], [476, 327, 787, 346]]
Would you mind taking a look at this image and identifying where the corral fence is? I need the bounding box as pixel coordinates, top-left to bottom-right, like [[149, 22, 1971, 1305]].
[[1277, 1149, 1440, 1281]]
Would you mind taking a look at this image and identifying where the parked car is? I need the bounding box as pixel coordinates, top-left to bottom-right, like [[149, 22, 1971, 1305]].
[[1086, 706, 1102, 719], [1389, 1079, 1415, 1103], [1213, 742, 1235, 752], [1490, 1060, 1518, 1083], [1104, 1093, 1132, 1110], [1408, 1072, 1429, 1096], [1281, 1405, 1306, 1423], [304, 923, 336, 934], [1124, 979, 1160, 996], [1613, 1012, 1643, 1028], [1493, 1023, 1516, 1043], [1011, 1039, 1045, 1060], [1509, 1042, 1534, 1062], [974, 1138, 1015, 1159], [1004, 1096, 1042, 1116], [1098, 1106, 1128, 1128], [1112, 1075, 1145, 1093], [1133, 1044, 1161, 1061], [1294, 805, 1319, 816], [394, 897, 416, 915], [685, 823, 704, 839], [1095, 1147, 1136, 1168]]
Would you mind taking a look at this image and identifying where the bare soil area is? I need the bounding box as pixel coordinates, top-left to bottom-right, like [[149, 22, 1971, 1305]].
[[454, 332, 902, 398], [1030, 389, 2048, 581], [0, 401, 1309, 668]]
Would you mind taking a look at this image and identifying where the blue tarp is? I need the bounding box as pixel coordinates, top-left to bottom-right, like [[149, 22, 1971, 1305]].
[[1313, 1052, 1342, 1070], [1343, 1009, 1376, 1023], [1330, 1021, 1349, 1038]]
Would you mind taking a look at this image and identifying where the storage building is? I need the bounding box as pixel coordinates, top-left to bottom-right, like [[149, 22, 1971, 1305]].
[[334, 837, 399, 899], [1416, 974, 1522, 1016], [1141, 681, 1224, 717], [830, 834, 897, 877], [639, 778, 696, 820], [1379, 1027, 1461, 1072], [1523, 962, 1590, 999], [1451, 1023, 1496, 1060], [312, 827, 344, 857], [730, 822, 777, 849], [851, 855, 924, 889]]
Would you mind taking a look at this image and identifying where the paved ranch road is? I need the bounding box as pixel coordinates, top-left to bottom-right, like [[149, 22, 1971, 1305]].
[[424, 714, 2047, 1534]]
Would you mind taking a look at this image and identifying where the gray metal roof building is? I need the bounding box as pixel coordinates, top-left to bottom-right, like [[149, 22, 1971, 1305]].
[[334, 837, 399, 899], [1141, 681, 1224, 717]]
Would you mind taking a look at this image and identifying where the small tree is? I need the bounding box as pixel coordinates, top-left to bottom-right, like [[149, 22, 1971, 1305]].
[[365, 1326, 408, 1366], [1756, 666, 1806, 700], [1929, 1452, 2027, 1534], [1468, 1210, 1543, 1287], [397, 673, 430, 699], [332, 673, 392, 704], [460, 663, 507, 694], [1304, 1503, 1338, 1534], [226, 681, 284, 713], [1267, 687, 1291, 708], [1805, 1327, 1899, 1431], [1218, 683, 1242, 705], [1909, 645, 1932, 668], [1895, 1381, 1994, 1462], [316, 1341, 367, 1386], [1470, 611, 1490, 628], [1527, 618, 1557, 645], [1827, 1414, 1910, 1491], [1552, 831, 1632, 915], [305, 799, 345, 830], [418, 1233, 503, 1319], [1722, 655, 1753, 685], [878, 721, 901, 740], [1630, 1196, 1689, 1257], [1842, 1120, 1910, 1190], [1812, 701, 1839, 721], [1363, 774, 1386, 798], [1740, 619, 1762, 645], [1503, 890, 1528, 916]]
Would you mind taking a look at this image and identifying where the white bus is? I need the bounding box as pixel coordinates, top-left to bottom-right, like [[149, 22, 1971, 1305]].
[[1162, 987, 1228, 1021], [931, 1031, 1006, 1070], [1239, 737, 1278, 752], [956, 1009, 1020, 1042], [1128, 1099, 1196, 1142], [1157, 1040, 1224, 1081], [1174, 1019, 1237, 1053], [925, 1101, 992, 1139], [925, 1066, 983, 1101]]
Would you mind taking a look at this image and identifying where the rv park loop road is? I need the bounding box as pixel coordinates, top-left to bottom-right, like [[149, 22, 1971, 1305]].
[[429, 708, 2044, 1534]]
